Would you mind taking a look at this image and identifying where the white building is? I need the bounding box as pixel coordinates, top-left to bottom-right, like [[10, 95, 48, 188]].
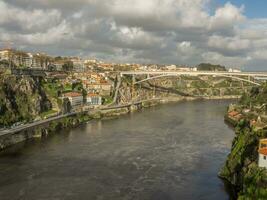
[[0, 49, 11, 61], [258, 139, 267, 168], [176, 67, 191, 71], [228, 68, 241, 73], [63, 92, 83, 107], [24, 53, 33, 68], [87, 93, 102, 106], [71, 57, 85, 72], [138, 65, 148, 71], [191, 67, 198, 71], [166, 65, 177, 70], [84, 59, 97, 64]]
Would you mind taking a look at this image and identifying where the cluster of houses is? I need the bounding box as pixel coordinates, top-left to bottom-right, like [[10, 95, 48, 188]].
[[0, 49, 85, 71], [227, 109, 267, 169], [0, 48, 243, 73], [0, 49, 51, 69], [60, 72, 113, 108], [227, 108, 267, 129]]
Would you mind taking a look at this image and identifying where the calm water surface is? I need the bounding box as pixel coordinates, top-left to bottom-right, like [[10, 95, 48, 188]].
[[0, 100, 235, 200]]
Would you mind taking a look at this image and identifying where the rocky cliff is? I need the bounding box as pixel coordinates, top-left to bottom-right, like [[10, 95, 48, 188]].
[[0, 75, 52, 127], [220, 85, 267, 199]]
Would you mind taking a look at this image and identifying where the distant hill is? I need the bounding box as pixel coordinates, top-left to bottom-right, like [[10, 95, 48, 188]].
[[197, 63, 226, 71]]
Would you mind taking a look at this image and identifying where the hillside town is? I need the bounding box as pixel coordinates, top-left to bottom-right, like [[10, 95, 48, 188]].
[[0, 46, 267, 200], [1, 1, 267, 200], [0, 48, 242, 72], [0, 48, 241, 115]]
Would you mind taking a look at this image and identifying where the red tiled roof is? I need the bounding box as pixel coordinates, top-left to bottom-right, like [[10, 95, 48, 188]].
[[64, 92, 82, 97], [87, 93, 100, 97], [228, 111, 239, 117], [259, 148, 267, 156]]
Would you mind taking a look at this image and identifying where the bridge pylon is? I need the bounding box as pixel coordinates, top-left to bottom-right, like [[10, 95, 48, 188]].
[[131, 75, 136, 102]]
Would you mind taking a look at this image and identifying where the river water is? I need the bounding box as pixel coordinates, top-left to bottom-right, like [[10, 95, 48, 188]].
[[0, 100, 235, 200]]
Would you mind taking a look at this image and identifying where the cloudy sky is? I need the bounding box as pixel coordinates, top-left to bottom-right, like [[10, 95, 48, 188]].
[[0, 0, 267, 70]]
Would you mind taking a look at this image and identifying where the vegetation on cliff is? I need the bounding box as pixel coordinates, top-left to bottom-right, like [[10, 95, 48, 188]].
[[197, 63, 227, 71], [220, 84, 267, 199], [0, 75, 52, 127]]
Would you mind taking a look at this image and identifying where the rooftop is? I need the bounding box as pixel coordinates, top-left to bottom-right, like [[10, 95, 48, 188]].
[[260, 139, 267, 145], [228, 111, 239, 117], [259, 147, 267, 156], [87, 93, 100, 97], [64, 92, 82, 97]]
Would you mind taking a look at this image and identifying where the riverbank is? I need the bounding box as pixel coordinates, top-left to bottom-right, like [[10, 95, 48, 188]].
[[0, 98, 161, 151], [219, 92, 267, 199], [160, 95, 240, 104], [0, 95, 239, 152]]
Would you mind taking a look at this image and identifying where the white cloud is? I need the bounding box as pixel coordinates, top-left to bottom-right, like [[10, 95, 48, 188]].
[[0, 0, 267, 70], [209, 2, 245, 32], [177, 41, 201, 62], [208, 35, 251, 52], [201, 52, 247, 68], [24, 22, 70, 45], [0, 1, 61, 32], [250, 50, 267, 60]]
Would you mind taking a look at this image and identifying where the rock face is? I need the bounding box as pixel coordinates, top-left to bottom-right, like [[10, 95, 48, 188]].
[[0, 75, 52, 127], [220, 86, 267, 199]]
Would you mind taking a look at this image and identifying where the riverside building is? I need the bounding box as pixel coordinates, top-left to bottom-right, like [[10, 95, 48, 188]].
[[86, 93, 102, 106], [63, 92, 83, 107], [258, 139, 267, 168]]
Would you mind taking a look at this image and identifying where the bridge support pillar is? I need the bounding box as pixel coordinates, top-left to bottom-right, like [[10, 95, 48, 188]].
[[153, 79, 156, 98], [131, 75, 136, 100]]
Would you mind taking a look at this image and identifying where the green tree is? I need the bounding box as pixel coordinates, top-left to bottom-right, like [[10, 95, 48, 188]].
[[62, 98, 71, 114], [72, 82, 83, 91], [197, 63, 226, 71]]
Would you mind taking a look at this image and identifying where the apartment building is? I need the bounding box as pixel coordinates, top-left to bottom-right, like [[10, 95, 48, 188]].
[[87, 93, 102, 106], [63, 92, 83, 107]]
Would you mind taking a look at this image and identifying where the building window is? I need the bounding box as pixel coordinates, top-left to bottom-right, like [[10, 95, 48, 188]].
[[264, 156, 266, 160]]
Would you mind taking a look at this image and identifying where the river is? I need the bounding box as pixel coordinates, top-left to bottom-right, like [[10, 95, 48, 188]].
[[0, 100, 235, 200]]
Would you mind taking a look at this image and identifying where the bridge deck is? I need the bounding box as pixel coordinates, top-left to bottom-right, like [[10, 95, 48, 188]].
[[120, 71, 267, 77]]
